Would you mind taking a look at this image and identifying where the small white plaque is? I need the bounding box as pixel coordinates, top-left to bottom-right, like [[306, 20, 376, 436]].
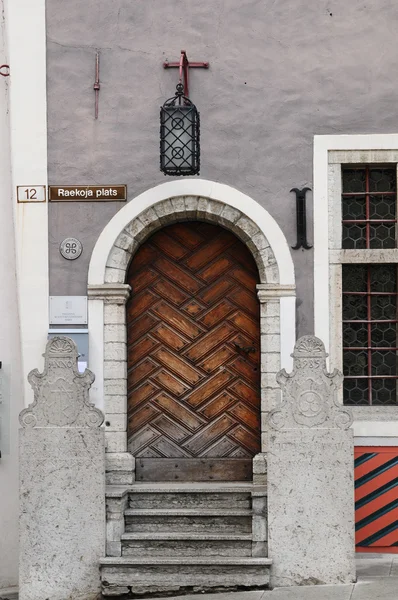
[[17, 185, 46, 203], [49, 296, 88, 325]]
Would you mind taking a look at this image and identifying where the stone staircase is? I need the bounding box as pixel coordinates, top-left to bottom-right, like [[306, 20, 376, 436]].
[[101, 483, 271, 597]]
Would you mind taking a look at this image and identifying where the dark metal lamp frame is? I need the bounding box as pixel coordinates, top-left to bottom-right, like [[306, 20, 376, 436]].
[[160, 83, 200, 176], [160, 51, 207, 176]]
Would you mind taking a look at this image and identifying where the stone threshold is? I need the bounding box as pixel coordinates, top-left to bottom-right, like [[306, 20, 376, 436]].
[[106, 482, 267, 497]]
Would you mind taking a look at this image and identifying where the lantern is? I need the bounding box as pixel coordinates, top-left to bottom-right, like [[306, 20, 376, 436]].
[[160, 82, 200, 176]]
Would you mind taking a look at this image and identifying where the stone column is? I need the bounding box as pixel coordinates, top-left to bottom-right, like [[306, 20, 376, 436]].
[[267, 335, 355, 587], [254, 283, 295, 466], [251, 284, 295, 557], [88, 283, 135, 486], [19, 337, 106, 600]]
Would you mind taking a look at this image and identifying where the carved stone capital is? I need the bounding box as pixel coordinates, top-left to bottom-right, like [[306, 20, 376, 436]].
[[257, 284, 296, 302], [20, 336, 104, 428], [269, 335, 353, 431], [88, 284, 131, 304]]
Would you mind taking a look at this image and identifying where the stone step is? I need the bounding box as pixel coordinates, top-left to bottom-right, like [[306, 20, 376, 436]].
[[128, 482, 261, 492], [121, 532, 253, 539], [128, 491, 252, 510], [121, 532, 253, 557], [124, 508, 252, 534], [100, 556, 272, 596], [125, 508, 251, 516]]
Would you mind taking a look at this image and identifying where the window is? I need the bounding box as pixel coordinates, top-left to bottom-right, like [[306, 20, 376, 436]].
[[341, 166, 398, 405], [342, 167, 397, 250]]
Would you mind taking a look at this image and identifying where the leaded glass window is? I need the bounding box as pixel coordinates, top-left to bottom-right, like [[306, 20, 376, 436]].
[[342, 167, 397, 249], [342, 166, 398, 405]]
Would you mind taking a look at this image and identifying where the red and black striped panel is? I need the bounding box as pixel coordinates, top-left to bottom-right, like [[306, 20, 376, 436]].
[[355, 447, 398, 553]]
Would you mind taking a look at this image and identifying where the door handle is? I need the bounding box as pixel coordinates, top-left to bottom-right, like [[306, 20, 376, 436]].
[[233, 342, 255, 354]]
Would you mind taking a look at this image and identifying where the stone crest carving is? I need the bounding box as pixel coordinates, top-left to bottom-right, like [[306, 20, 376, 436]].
[[20, 336, 104, 428], [269, 335, 353, 430]]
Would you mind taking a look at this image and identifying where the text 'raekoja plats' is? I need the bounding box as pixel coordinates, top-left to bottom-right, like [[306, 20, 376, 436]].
[[49, 185, 127, 201]]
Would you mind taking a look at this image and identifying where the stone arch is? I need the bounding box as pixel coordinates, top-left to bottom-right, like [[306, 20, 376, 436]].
[[88, 180, 294, 287], [87, 180, 296, 490], [103, 196, 278, 286]]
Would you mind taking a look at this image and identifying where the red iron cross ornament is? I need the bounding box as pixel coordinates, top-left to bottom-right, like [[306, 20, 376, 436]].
[[163, 50, 209, 98]]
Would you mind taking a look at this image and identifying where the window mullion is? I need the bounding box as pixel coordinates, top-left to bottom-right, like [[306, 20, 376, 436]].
[[366, 265, 372, 405], [365, 166, 370, 249]]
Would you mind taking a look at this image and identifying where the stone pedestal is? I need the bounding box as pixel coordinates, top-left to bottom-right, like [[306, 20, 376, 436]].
[[267, 336, 355, 587], [20, 429, 104, 600], [19, 337, 105, 600]]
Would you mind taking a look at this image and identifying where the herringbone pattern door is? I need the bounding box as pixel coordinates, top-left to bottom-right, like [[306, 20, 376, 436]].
[[127, 222, 260, 481]]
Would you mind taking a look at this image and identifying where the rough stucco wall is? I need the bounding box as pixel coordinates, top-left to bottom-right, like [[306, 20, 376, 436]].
[[46, 0, 398, 336]]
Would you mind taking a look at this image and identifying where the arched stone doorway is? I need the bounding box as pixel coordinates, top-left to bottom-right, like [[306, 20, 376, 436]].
[[87, 180, 296, 487], [126, 221, 261, 481]]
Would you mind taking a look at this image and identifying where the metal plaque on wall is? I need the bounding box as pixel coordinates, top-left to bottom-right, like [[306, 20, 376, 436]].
[[49, 296, 88, 325]]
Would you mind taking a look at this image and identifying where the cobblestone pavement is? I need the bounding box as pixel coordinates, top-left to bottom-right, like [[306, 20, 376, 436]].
[[1, 554, 397, 600]]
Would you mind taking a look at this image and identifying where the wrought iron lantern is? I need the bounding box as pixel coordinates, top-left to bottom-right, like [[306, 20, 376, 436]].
[[160, 51, 207, 176], [160, 82, 200, 176]]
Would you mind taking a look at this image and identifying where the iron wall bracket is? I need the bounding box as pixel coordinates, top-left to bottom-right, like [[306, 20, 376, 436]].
[[291, 187, 312, 250], [163, 50, 209, 98], [93, 52, 100, 119]]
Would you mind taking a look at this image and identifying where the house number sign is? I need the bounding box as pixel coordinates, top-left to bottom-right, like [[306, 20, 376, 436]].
[[17, 185, 46, 203], [60, 237, 83, 260]]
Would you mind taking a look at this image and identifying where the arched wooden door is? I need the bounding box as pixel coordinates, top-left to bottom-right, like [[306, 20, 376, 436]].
[[126, 222, 261, 481]]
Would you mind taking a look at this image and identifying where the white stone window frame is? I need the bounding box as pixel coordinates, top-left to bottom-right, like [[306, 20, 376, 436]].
[[86, 179, 296, 489], [314, 135, 398, 440]]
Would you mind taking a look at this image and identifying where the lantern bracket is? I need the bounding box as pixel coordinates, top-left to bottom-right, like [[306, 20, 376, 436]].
[[291, 187, 312, 250], [163, 50, 209, 98]]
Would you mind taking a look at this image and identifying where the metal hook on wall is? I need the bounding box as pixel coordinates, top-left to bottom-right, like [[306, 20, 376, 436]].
[[291, 187, 312, 250], [93, 52, 100, 119]]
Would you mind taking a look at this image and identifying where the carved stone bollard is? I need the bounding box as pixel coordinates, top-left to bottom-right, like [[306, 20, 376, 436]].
[[19, 337, 105, 600], [267, 335, 355, 587]]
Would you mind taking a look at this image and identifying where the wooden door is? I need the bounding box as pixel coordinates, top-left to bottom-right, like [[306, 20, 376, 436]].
[[127, 222, 261, 481]]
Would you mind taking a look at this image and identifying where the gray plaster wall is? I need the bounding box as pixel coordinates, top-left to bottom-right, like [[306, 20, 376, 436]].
[[46, 0, 398, 336]]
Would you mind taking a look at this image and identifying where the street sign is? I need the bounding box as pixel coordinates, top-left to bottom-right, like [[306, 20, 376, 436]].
[[49, 185, 127, 201]]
